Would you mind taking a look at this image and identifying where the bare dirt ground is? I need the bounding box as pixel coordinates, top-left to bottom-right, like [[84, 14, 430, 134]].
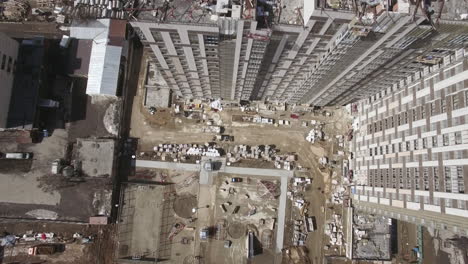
[[129, 77, 352, 264], [0, 221, 116, 264], [67, 95, 118, 141], [395, 221, 418, 263]]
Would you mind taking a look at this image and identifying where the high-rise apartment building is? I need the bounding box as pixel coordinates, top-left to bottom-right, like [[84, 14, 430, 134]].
[[0, 32, 19, 128], [131, 0, 468, 105], [351, 48, 468, 235]]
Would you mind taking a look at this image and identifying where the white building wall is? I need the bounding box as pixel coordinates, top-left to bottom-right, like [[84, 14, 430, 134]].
[[351, 50, 468, 231]]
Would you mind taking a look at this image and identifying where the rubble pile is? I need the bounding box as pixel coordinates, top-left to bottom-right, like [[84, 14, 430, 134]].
[[305, 128, 324, 143], [202, 125, 222, 134], [325, 213, 344, 247], [1, 0, 30, 21], [232, 115, 275, 125], [330, 180, 347, 204], [292, 219, 308, 246], [305, 120, 325, 143], [287, 177, 311, 216], [144, 143, 223, 162], [226, 144, 297, 170], [252, 115, 274, 125], [353, 214, 392, 259], [56, 0, 132, 21], [287, 176, 314, 246]]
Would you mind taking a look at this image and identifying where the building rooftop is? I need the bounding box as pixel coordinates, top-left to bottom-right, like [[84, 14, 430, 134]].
[[6, 38, 44, 129], [70, 19, 125, 95], [67, 39, 92, 77], [75, 138, 116, 177]]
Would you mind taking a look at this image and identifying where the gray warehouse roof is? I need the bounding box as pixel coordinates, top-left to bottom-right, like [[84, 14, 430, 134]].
[[70, 19, 123, 96]]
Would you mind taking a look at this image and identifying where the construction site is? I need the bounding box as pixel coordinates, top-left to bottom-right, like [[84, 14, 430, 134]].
[[1, 0, 468, 262], [106, 43, 356, 263]]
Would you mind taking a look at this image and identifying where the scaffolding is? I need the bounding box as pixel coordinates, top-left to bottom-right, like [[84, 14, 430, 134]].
[[157, 184, 177, 259], [115, 182, 177, 263]]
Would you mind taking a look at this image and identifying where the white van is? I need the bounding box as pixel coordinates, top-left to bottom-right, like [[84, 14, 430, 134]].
[[5, 152, 32, 159]]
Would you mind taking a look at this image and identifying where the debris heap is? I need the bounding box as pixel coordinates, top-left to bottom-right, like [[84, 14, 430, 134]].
[[142, 143, 223, 162], [226, 144, 297, 170], [1, 0, 30, 20], [324, 213, 344, 247]]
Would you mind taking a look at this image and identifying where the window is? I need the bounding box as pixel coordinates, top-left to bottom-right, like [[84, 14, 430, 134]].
[[430, 102, 436, 115], [414, 195, 420, 203], [421, 106, 426, 118], [444, 167, 452, 193], [445, 199, 452, 208], [443, 134, 450, 146], [423, 168, 430, 190], [453, 95, 460, 110], [465, 91, 468, 106], [433, 167, 440, 191], [455, 132, 462, 144], [457, 166, 464, 194], [424, 196, 430, 204], [412, 108, 418, 121], [1, 54, 6, 70], [415, 168, 420, 190], [441, 98, 446, 112]]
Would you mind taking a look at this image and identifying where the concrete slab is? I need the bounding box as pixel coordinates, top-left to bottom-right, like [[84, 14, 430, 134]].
[[135, 160, 200, 171]]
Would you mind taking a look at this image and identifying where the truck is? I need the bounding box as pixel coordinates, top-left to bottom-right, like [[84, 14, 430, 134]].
[[200, 227, 209, 241], [5, 152, 32, 159], [305, 216, 317, 232]]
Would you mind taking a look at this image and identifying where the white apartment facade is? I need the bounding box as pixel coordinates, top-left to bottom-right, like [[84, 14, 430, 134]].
[[132, 10, 438, 104], [351, 48, 468, 234], [0, 32, 19, 128]]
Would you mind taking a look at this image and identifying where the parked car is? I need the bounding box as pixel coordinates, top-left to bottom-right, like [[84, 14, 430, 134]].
[[4, 152, 32, 159], [231, 177, 243, 183]]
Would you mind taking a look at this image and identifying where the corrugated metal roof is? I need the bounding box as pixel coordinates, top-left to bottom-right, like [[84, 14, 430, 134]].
[[71, 19, 122, 95], [86, 42, 122, 95]]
